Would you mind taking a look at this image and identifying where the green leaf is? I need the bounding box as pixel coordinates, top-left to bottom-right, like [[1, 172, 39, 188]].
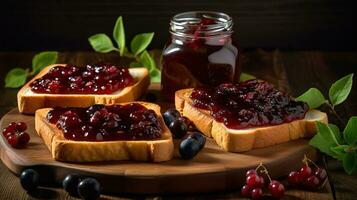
[[4, 68, 28, 88], [88, 34, 116, 53], [330, 145, 348, 160], [296, 88, 326, 109], [129, 62, 142, 68], [310, 134, 339, 159], [140, 50, 156, 70], [317, 122, 340, 145], [329, 123, 343, 144], [32, 51, 58, 74], [309, 122, 341, 159], [240, 73, 256, 82], [344, 117, 357, 145], [343, 152, 357, 175], [113, 16, 125, 56], [329, 73, 354, 107], [130, 32, 154, 55], [150, 68, 161, 83]]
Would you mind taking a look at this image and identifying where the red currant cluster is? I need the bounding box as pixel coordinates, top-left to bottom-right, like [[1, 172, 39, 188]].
[[288, 155, 327, 190], [241, 163, 285, 199], [2, 122, 30, 148]]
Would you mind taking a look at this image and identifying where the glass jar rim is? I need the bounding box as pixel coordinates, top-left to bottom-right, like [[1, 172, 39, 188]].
[[170, 11, 233, 39]]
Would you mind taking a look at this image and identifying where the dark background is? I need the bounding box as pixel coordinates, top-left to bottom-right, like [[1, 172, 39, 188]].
[[1, 0, 356, 51]]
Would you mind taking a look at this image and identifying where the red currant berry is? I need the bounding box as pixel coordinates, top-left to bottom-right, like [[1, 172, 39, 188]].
[[3, 122, 17, 136], [269, 180, 285, 198], [288, 171, 303, 186], [299, 165, 312, 180], [304, 175, 320, 190], [251, 188, 263, 199], [247, 174, 264, 188], [17, 132, 30, 146], [246, 169, 257, 177], [16, 122, 27, 132], [314, 168, 327, 182], [7, 134, 18, 147], [241, 185, 252, 197]]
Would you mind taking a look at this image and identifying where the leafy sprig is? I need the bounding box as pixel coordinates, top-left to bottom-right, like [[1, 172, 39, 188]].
[[4, 51, 58, 88], [297, 73, 356, 174], [88, 16, 160, 82]]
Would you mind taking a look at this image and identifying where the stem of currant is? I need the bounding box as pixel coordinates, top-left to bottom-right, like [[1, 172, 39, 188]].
[[325, 102, 345, 126], [256, 162, 272, 182]]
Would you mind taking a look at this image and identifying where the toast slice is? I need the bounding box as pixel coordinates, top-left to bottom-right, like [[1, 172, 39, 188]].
[[175, 88, 328, 152], [18, 64, 150, 114], [35, 102, 174, 162]]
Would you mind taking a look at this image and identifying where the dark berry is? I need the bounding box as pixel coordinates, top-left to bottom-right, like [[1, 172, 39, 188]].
[[251, 188, 263, 199], [186, 132, 206, 149], [63, 174, 82, 197], [20, 169, 40, 192], [268, 180, 285, 198], [16, 122, 27, 132], [246, 174, 264, 188], [169, 119, 188, 139], [314, 168, 327, 182], [299, 165, 312, 180], [241, 185, 252, 197], [288, 171, 303, 186], [77, 178, 101, 200], [246, 169, 257, 177], [179, 137, 201, 159], [17, 132, 30, 146], [304, 175, 320, 190], [163, 108, 181, 126]]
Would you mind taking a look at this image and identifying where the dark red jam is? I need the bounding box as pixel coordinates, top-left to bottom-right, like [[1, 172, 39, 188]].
[[46, 103, 162, 141], [190, 80, 309, 129], [162, 12, 240, 100], [30, 64, 134, 94]]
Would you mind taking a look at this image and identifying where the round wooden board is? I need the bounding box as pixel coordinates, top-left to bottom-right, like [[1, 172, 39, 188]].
[[0, 108, 318, 194]]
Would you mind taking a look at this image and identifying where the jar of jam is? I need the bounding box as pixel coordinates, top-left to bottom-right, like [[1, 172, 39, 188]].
[[161, 11, 241, 100]]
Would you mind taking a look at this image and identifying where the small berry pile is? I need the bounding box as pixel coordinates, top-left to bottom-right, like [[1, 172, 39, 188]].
[[288, 155, 327, 190], [163, 108, 206, 159], [2, 122, 30, 148], [20, 169, 101, 200], [241, 163, 285, 199]]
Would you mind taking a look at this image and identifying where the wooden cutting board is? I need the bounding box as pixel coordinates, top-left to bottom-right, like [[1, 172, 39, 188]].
[[0, 108, 318, 194]]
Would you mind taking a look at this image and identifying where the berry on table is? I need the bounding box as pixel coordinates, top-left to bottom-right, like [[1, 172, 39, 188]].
[[179, 137, 201, 159], [77, 178, 101, 200], [241, 185, 252, 197], [314, 168, 327, 182], [2, 121, 30, 148], [186, 132, 206, 149], [304, 175, 320, 190], [169, 119, 188, 139], [246, 174, 264, 188], [16, 122, 27, 132], [163, 108, 181, 126], [251, 188, 263, 199], [268, 180, 285, 198], [246, 169, 257, 177], [299, 165, 312, 180], [288, 171, 303, 186], [20, 169, 40, 192], [63, 174, 82, 197]]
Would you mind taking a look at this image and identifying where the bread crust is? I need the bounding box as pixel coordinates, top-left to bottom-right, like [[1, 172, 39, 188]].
[[18, 64, 150, 114], [35, 102, 174, 162], [175, 89, 328, 152]]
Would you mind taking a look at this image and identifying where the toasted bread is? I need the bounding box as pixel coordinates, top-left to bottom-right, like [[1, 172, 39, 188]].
[[35, 102, 174, 162], [175, 88, 328, 152], [18, 64, 150, 114]]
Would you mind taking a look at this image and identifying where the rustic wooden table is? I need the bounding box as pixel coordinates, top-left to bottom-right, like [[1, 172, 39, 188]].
[[0, 50, 356, 199]]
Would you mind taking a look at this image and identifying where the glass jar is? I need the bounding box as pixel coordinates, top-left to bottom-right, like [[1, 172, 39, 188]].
[[161, 11, 241, 100]]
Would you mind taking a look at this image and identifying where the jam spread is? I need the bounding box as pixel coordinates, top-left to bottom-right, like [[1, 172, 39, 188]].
[[46, 103, 162, 141], [190, 80, 309, 129], [162, 12, 240, 100], [30, 64, 134, 94]]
